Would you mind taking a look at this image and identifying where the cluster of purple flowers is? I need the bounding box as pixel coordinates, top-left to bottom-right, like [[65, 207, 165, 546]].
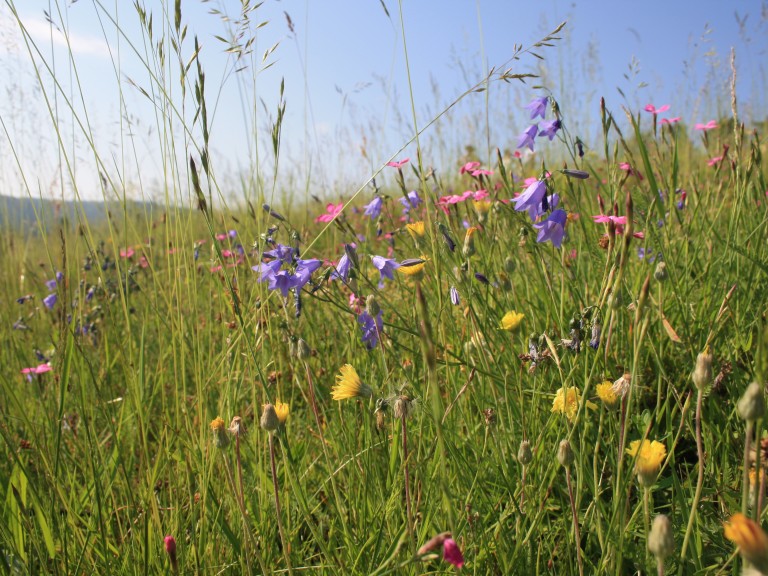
[[516, 96, 562, 152], [252, 243, 321, 297], [512, 179, 567, 248], [358, 310, 383, 349]]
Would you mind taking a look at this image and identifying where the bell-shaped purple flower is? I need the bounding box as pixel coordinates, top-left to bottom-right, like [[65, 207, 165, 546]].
[[533, 209, 567, 248], [524, 96, 548, 120], [538, 119, 561, 141], [516, 124, 538, 151], [359, 310, 383, 349], [371, 255, 400, 283], [331, 252, 351, 281], [512, 180, 547, 216], [363, 197, 383, 220]]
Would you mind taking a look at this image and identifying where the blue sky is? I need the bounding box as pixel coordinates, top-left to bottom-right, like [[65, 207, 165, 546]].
[[1, 0, 766, 201]]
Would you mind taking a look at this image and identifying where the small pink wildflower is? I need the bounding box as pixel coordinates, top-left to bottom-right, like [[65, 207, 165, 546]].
[[644, 104, 670, 114], [120, 248, 135, 258], [593, 215, 627, 225], [618, 162, 644, 180], [471, 168, 493, 177], [21, 364, 52, 375], [707, 156, 723, 167], [315, 202, 344, 223], [386, 158, 409, 168], [443, 538, 465, 568], [164, 535, 178, 573], [695, 120, 718, 131], [460, 161, 481, 174], [661, 117, 680, 125], [215, 233, 228, 241]]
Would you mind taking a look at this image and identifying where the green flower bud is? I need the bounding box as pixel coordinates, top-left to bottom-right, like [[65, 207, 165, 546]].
[[557, 439, 574, 467], [648, 515, 674, 560], [518, 440, 533, 465], [738, 382, 765, 422]]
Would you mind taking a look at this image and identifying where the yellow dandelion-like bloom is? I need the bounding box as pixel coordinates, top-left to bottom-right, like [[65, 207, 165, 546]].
[[332, 364, 373, 400], [406, 221, 426, 238], [473, 200, 492, 214], [626, 439, 666, 486], [274, 401, 290, 424], [724, 513, 768, 571], [210, 417, 226, 432], [596, 381, 619, 409], [500, 311, 525, 332], [552, 387, 581, 422], [398, 256, 429, 277]]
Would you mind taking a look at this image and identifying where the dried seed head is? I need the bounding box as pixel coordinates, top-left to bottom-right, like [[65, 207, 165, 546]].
[[228, 416, 245, 437], [393, 395, 415, 420], [260, 404, 279, 432], [692, 346, 713, 390], [518, 440, 533, 465], [648, 515, 674, 560], [557, 439, 574, 467], [738, 382, 766, 422]]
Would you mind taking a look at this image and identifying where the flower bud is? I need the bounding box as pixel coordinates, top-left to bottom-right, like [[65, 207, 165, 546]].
[[449, 286, 460, 306], [296, 338, 311, 360], [504, 256, 516, 274], [366, 294, 381, 317], [648, 515, 674, 560], [164, 535, 178, 574], [518, 440, 533, 465], [260, 404, 279, 432], [738, 382, 765, 422], [654, 261, 668, 282], [557, 439, 574, 467], [692, 346, 713, 390]]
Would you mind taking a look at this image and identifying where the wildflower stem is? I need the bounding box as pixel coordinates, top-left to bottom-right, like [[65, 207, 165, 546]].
[[565, 467, 584, 576], [680, 389, 705, 566], [643, 487, 651, 563], [270, 432, 293, 575], [742, 420, 754, 514], [401, 414, 414, 546]]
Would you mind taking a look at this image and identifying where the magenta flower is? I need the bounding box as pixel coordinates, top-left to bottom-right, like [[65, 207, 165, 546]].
[[695, 120, 718, 131], [644, 104, 670, 114], [21, 364, 52, 375], [386, 158, 409, 168], [537, 119, 561, 141], [524, 96, 549, 120], [661, 117, 681, 125], [471, 168, 493, 177], [517, 124, 538, 151], [164, 535, 178, 573], [460, 161, 481, 174], [618, 162, 644, 180], [315, 202, 344, 223], [120, 248, 135, 258], [593, 214, 627, 225], [533, 209, 567, 248], [707, 156, 723, 167], [442, 538, 465, 568]]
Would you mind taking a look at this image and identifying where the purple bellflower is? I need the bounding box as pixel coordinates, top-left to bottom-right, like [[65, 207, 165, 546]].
[[533, 209, 567, 248], [516, 124, 538, 151], [524, 96, 548, 120]]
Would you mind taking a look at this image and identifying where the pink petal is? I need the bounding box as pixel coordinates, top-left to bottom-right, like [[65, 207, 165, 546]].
[[460, 161, 481, 174], [386, 158, 410, 168]]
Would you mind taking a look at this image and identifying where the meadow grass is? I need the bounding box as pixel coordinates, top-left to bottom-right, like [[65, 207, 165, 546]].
[[2, 2, 768, 575]]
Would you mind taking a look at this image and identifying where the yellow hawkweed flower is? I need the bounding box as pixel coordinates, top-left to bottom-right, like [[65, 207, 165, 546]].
[[596, 381, 619, 409], [724, 513, 768, 572], [552, 387, 581, 422], [274, 401, 290, 424], [332, 364, 373, 400], [462, 226, 478, 257], [500, 311, 524, 332], [473, 200, 492, 214], [406, 221, 426, 238], [210, 416, 230, 449], [398, 256, 429, 278], [626, 439, 666, 487]]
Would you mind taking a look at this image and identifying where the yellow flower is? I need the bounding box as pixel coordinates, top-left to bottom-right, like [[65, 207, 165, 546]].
[[500, 311, 524, 332], [210, 417, 226, 432], [274, 401, 290, 424], [398, 256, 429, 278], [596, 381, 619, 409], [626, 439, 666, 486], [210, 416, 230, 449], [332, 364, 373, 400], [473, 200, 492, 214], [724, 513, 768, 572], [552, 387, 581, 422], [406, 221, 426, 238]]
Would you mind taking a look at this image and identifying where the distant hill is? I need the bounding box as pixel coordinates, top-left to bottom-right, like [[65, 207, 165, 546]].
[[0, 195, 160, 230]]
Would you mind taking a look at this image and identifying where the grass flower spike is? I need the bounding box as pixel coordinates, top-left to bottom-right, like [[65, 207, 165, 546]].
[[332, 364, 373, 400]]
